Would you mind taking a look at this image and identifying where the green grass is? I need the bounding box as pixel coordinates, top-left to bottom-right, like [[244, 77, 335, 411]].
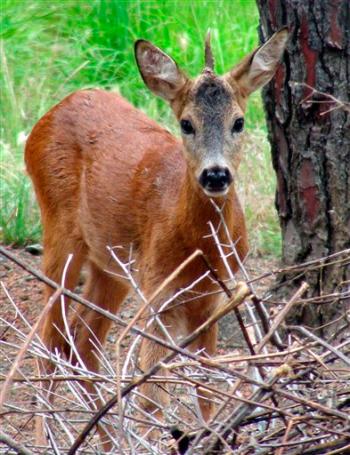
[[0, 0, 280, 255]]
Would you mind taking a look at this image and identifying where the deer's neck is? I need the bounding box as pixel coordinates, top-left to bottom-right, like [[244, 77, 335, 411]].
[[174, 168, 234, 245]]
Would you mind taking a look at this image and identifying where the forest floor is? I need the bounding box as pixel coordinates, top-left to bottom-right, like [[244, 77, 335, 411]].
[[1, 246, 349, 455], [0, 245, 279, 453]]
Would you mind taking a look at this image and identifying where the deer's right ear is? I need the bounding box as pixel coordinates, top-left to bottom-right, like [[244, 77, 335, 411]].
[[135, 40, 188, 102]]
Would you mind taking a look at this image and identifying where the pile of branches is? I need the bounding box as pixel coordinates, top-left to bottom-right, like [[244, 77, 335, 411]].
[[0, 241, 349, 454]]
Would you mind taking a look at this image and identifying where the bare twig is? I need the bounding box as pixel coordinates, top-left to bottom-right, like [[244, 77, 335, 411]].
[[0, 430, 34, 455], [0, 284, 63, 409]]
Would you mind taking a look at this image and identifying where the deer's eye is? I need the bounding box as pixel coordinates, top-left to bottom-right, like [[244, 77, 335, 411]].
[[232, 117, 244, 134], [180, 119, 195, 135]]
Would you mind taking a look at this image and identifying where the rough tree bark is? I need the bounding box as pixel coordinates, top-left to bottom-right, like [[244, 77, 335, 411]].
[[256, 0, 350, 328]]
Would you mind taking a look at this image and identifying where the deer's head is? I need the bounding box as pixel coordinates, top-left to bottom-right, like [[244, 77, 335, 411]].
[[135, 29, 288, 197]]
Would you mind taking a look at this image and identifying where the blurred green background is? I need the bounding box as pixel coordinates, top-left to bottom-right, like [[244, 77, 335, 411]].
[[0, 0, 281, 256]]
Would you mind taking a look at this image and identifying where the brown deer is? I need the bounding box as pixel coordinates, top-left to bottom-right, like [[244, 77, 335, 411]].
[[25, 29, 288, 448]]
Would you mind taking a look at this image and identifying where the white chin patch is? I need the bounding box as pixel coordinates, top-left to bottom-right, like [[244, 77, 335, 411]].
[[202, 187, 229, 198]]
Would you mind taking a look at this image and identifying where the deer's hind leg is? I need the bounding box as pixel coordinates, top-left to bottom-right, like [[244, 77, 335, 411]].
[[69, 261, 129, 371], [36, 221, 87, 446], [68, 261, 130, 449]]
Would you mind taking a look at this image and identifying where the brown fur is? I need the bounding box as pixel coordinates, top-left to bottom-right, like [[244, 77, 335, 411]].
[[25, 30, 288, 449]]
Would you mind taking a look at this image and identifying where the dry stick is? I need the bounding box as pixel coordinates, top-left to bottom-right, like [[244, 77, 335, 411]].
[[291, 81, 350, 114], [252, 295, 286, 349], [0, 374, 204, 386], [115, 252, 210, 448], [194, 326, 284, 450], [307, 348, 339, 379], [275, 417, 296, 455], [0, 285, 63, 409], [67, 281, 251, 454], [200, 247, 258, 359], [0, 246, 220, 372], [326, 443, 350, 455], [209, 214, 265, 353], [288, 325, 350, 368], [256, 282, 309, 353], [301, 438, 350, 455], [167, 373, 235, 453], [0, 348, 311, 382], [204, 222, 271, 416], [248, 435, 350, 455], [255, 250, 350, 302], [327, 444, 350, 455], [214, 345, 307, 363], [249, 248, 350, 285], [296, 288, 350, 305], [306, 421, 350, 441], [258, 434, 335, 450], [0, 430, 34, 455], [273, 386, 349, 421], [80, 286, 253, 452], [292, 250, 350, 273]]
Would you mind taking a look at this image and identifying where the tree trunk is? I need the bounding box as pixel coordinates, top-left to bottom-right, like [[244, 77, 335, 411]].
[[256, 0, 350, 329]]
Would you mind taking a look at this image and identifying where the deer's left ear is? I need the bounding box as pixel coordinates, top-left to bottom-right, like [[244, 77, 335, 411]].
[[227, 28, 289, 96]]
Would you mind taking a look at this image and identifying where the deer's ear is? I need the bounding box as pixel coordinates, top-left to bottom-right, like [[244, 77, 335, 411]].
[[227, 28, 289, 96], [135, 40, 188, 101]]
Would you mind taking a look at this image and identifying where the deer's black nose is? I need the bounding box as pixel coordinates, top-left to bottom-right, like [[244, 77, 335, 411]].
[[199, 167, 232, 193]]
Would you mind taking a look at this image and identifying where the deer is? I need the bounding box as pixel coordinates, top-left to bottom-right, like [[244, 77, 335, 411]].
[[25, 28, 288, 449]]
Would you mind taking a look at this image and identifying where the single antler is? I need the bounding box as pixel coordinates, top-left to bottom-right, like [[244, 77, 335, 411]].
[[204, 30, 214, 71]]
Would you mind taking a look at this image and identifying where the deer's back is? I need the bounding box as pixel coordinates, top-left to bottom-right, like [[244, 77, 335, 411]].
[[25, 89, 184, 264]]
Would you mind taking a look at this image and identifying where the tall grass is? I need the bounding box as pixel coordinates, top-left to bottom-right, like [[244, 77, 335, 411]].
[[0, 0, 281, 255]]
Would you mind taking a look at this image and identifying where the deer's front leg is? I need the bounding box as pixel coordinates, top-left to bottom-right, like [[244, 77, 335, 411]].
[[138, 309, 187, 421], [191, 323, 218, 422], [138, 309, 218, 422]]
